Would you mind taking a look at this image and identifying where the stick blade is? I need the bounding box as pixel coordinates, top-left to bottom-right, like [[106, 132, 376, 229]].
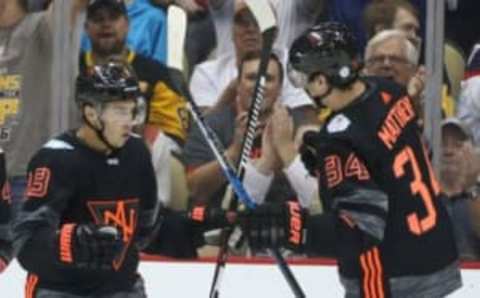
[[167, 5, 187, 71], [244, 0, 276, 33]]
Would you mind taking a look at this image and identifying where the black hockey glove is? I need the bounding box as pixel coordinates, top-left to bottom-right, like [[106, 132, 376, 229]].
[[0, 240, 12, 274], [58, 224, 123, 270], [187, 205, 236, 230], [300, 131, 321, 176], [239, 202, 308, 252]]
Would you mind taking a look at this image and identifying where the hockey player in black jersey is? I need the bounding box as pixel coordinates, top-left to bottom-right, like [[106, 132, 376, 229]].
[[9, 62, 227, 298], [0, 149, 12, 274], [239, 23, 462, 297]]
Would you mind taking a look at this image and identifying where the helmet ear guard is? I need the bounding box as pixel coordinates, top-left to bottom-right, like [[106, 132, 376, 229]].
[[132, 96, 147, 126]]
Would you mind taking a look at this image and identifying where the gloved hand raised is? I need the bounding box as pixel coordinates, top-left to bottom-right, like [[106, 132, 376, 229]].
[[58, 223, 124, 270], [239, 201, 308, 252]]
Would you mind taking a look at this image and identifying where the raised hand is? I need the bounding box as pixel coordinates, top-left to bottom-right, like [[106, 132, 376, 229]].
[[271, 103, 296, 167]]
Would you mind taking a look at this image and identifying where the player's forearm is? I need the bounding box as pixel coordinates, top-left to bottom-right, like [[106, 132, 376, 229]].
[[16, 227, 62, 277], [136, 205, 161, 250], [142, 209, 201, 257], [243, 162, 273, 204], [283, 155, 318, 208]]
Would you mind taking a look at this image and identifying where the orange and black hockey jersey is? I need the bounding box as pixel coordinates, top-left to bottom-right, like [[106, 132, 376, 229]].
[[305, 77, 461, 297], [80, 51, 190, 146], [13, 132, 158, 295]]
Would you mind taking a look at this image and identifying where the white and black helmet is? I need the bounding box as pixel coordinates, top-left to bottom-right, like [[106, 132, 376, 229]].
[[75, 62, 140, 106], [288, 22, 359, 89]]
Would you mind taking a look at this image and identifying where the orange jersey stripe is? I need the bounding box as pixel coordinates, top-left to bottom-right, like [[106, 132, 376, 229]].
[[25, 274, 39, 298], [373, 248, 385, 298], [360, 253, 372, 298], [366, 250, 379, 298]]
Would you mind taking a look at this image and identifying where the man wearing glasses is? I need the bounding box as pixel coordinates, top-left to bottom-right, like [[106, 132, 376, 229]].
[[364, 30, 426, 119]]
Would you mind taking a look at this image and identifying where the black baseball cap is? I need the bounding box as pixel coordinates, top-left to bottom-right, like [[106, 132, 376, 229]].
[[87, 0, 127, 18]]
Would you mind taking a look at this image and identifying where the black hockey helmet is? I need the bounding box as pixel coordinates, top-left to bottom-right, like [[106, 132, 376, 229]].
[[75, 62, 140, 107], [288, 22, 359, 89]]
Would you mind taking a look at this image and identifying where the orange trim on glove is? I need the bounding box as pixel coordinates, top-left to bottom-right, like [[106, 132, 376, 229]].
[[59, 224, 76, 264]]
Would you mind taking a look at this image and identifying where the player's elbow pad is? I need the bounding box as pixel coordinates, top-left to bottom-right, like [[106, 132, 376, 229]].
[[334, 188, 389, 243]]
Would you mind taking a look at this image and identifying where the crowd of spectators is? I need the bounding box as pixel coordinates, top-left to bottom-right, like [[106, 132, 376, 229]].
[[2, 0, 480, 262]]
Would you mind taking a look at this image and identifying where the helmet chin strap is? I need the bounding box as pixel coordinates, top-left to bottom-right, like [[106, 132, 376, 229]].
[[308, 84, 333, 109], [83, 112, 120, 154]]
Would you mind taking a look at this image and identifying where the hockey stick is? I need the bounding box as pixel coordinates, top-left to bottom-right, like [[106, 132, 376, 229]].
[[167, 5, 305, 298], [209, 1, 305, 298], [221, 0, 277, 210], [210, 0, 277, 296], [166, 5, 257, 210]]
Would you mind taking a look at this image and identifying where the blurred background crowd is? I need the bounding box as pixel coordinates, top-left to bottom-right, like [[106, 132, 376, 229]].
[[2, 0, 480, 261]]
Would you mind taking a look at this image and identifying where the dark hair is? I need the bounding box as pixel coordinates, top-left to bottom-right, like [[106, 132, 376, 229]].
[[363, 0, 420, 39], [363, 2, 397, 39], [238, 51, 284, 84]]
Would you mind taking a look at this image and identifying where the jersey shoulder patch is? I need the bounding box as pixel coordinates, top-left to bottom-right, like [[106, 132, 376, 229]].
[[327, 114, 351, 134]]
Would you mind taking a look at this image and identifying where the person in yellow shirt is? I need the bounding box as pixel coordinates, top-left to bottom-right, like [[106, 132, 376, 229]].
[[80, 0, 189, 150]]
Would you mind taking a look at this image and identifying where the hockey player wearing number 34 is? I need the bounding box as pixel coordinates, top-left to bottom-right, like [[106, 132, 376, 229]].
[[10, 63, 229, 298], [240, 22, 462, 297]]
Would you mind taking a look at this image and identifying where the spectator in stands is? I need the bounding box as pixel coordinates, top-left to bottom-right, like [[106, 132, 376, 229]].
[[458, 76, 480, 145], [326, 0, 425, 53], [0, 0, 87, 208], [364, 30, 427, 115], [464, 41, 480, 80], [363, 1, 460, 116], [81, 0, 188, 149], [81, 0, 189, 208], [458, 42, 480, 143], [363, 0, 421, 49], [209, 0, 325, 56], [440, 118, 480, 260], [82, 0, 168, 64], [185, 52, 317, 209], [189, 0, 316, 123]]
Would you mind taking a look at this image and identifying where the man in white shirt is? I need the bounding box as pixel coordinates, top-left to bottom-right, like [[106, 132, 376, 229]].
[[189, 0, 316, 117], [209, 0, 324, 56], [185, 51, 317, 209]]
